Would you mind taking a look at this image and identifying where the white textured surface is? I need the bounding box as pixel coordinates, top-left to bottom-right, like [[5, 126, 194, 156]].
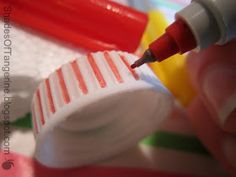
[[0, 22, 86, 121]]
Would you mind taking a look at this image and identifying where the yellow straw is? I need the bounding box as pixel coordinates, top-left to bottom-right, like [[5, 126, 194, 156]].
[[141, 10, 195, 106]]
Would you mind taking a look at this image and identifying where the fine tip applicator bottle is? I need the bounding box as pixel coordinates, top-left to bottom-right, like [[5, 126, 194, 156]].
[[131, 0, 236, 68]]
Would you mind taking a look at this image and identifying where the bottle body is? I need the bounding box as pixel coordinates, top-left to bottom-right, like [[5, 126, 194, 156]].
[[176, 0, 236, 50]]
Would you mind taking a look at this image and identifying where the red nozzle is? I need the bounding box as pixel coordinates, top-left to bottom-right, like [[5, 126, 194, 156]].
[[149, 19, 197, 62]]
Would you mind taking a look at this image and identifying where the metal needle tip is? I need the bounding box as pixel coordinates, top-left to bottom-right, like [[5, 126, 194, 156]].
[[130, 49, 156, 69]]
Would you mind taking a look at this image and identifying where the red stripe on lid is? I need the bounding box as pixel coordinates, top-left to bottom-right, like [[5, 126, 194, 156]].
[[56, 68, 70, 104], [87, 53, 106, 88], [36, 89, 45, 125], [45, 78, 56, 113], [32, 104, 39, 133], [104, 52, 123, 83], [71, 60, 88, 94], [119, 54, 139, 80]]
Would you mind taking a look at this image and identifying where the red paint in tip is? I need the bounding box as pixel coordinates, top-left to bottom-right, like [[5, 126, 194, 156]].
[[131, 63, 136, 69], [149, 19, 197, 62]]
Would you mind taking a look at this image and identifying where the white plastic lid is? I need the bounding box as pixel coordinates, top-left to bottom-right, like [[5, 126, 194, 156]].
[[31, 51, 173, 168]]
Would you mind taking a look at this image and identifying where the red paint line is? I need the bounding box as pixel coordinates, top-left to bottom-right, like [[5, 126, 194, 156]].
[[32, 104, 38, 133], [45, 79, 56, 113], [119, 54, 139, 80], [104, 52, 123, 83], [87, 53, 107, 88], [71, 60, 88, 94], [56, 68, 70, 104], [36, 89, 45, 125]]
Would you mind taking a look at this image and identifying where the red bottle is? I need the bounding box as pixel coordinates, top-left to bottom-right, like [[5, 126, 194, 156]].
[[0, 0, 147, 52]]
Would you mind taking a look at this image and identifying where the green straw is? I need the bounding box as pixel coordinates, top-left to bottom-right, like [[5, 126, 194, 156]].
[[141, 131, 210, 156], [11, 112, 32, 129]]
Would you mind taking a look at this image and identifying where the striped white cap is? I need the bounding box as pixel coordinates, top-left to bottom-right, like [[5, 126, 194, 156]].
[[31, 51, 173, 168]]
